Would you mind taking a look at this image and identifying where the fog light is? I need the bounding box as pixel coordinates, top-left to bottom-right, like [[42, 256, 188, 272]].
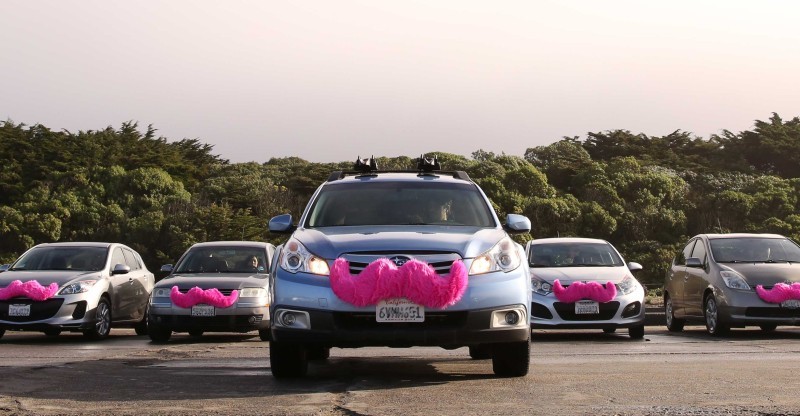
[[248, 316, 257, 324], [281, 312, 296, 326], [505, 311, 520, 325]]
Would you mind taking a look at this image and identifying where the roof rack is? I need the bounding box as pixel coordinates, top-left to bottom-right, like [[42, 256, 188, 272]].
[[326, 154, 471, 182]]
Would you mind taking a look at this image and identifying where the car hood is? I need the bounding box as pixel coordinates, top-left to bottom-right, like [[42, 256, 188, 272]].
[[529, 267, 632, 285], [293, 226, 507, 259], [154, 274, 268, 290], [722, 263, 800, 286], [0, 270, 101, 287]]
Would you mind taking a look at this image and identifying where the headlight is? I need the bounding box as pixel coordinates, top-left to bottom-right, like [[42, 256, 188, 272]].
[[280, 238, 330, 275], [531, 275, 553, 295], [721, 270, 750, 290], [469, 237, 521, 275], [617, 275, 639, 295], [152, 287, 171, 297], [239, 288, 267, 298], [58, 280, 99, 295]]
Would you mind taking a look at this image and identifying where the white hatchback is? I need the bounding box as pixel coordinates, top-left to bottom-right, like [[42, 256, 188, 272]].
[[526, 237, 646, 339]]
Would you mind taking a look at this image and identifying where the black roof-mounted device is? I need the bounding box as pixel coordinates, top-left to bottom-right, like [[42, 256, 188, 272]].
[[326, 154, 471, 182]]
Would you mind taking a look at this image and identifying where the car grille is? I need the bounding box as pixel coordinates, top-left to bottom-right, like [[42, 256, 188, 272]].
[[553, 301, 620, 321], [333, 311, 468, 330], [745, 307, 800, 318], [0, 299, 65, 322], [174, 288, 237, 296], [340, 252, 462, 276]]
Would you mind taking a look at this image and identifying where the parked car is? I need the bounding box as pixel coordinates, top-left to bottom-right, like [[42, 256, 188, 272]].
[[267, 156, 532, 378], [526, 237, 646, 338], [0, 242, 154, 339], [147, 241, 275, 342], [664, 233, 800, 336]]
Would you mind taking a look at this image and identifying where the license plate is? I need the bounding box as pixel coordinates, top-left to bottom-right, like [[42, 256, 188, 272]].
[[191, 304, 215, 317], [575, 300, 600, 314], [781, 299, 800, 309], [9, 304, 31, 317], [376, 298, 425, 322]]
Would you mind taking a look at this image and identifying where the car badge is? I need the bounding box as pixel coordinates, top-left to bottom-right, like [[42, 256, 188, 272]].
[[389, 256, 412, 267]]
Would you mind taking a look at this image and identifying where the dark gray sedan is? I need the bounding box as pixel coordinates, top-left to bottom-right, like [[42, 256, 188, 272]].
[[148, 241, 275, 342], [664, 233, 800, 336]]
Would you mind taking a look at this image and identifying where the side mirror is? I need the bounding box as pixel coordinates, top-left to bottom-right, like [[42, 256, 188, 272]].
[[685, 257, 704, 268], [504, 214, 531, 234], [627, 262, 643, 273], [0, 264, 9, 273], [269, 214, 296, 234], [160, 264, 174, 273], [112, 264, 131, 275]]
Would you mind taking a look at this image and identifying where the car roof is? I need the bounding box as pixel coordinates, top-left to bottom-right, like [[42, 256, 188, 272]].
[[529, 237, 610, 245], [324, 172, 474, 185], [702, 233, 787, 240], [189, 241, 273, 248], [34, 242, 115, 248]]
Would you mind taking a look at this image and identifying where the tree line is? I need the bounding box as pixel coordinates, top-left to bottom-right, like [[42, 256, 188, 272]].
[[2, 113, 799, 286]]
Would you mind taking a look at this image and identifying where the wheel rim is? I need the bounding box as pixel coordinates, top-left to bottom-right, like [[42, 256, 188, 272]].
[[665, 298, 674, 327], [705, 297, 718, 333], [96, 302, 110, 336]]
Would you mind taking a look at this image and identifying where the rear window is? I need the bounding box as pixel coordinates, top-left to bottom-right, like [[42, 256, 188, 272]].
[[306, 181, 495, 227]]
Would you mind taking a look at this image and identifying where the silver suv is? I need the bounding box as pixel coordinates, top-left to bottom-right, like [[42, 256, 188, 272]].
[[268, 157, 532, 378]]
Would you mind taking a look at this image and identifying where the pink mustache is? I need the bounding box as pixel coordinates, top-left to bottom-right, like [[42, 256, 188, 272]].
[[755, 283, 800, 303], [0, 280, 59, 301], [170, 286, 239, 308], [553, 279, 617, 303], [330, 258, 468, 309]]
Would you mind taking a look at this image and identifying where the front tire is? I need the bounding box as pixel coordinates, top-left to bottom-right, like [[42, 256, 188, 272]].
[[83, 298, 112, 340], [44, 328, 62, 337], [628, 324, 645, 339], [270, 341, 308, 378], [134, 311, 148, 336], [0, 329, 4, 339], [491, 341, 530, 377], [307, 345, 330, 361], [258, 328, 271, 341], [188, 329, 204, 337], [704, 295, 729, 337], [759, 324, 777, 332], [469, 345, 492, 359], [602, 328, 617, 334], [665, 295, 685, 332]]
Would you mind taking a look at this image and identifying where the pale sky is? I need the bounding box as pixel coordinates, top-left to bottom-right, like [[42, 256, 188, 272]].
[[2, 1, 799, 163]]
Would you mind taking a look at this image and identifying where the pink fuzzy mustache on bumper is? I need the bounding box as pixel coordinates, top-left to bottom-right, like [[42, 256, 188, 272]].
[[330, 258, 468, 309], [170, 286, 239, 308], [0, 280, 59, 301], [552, 279, 617, 303], [756, 283, 800, 303]]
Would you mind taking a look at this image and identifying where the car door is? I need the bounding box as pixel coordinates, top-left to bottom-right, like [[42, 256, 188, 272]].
[[667, 239, 695, 316], [109, 247, 135, 321], [684, 238, 710, 317], [122, 248, 149, 322]]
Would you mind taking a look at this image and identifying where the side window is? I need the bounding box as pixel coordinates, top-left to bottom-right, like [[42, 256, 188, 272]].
[[122, 249, 141, 270], [676, 240, 695, 265], [111, 248, 126, 270], [691, 239, 707, 264]]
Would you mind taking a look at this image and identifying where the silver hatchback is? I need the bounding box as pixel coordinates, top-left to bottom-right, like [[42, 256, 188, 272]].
[[665, 233, 800, 336], [0, 242, 154, 339]]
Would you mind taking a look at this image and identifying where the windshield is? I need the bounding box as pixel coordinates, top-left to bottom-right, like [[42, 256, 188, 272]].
[[710, 237, 800, 263], [528, 242, 624, 267], [306, 181, 495, 227], [174, 246, 268, 275], [10, 246, 108, 271]]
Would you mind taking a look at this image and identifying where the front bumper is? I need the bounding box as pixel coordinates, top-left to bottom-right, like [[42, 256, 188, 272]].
[[529, 289, 646, 329], [149, 300, 270, 333], [717, 288, 800, 327], [271, 304, 529, 347], [0, 295, 103, 332]]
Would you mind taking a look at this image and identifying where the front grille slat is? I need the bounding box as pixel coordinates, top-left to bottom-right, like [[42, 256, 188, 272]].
[[176, 288, 236, 296], [342, 253, 460, 276]]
